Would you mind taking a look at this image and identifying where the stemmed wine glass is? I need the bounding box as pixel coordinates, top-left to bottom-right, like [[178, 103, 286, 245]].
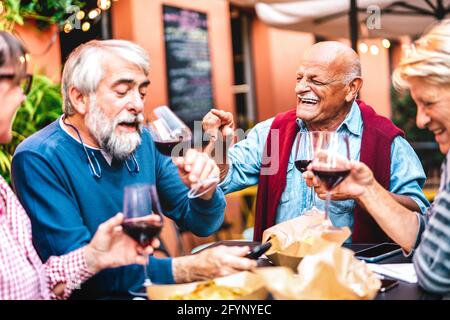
[[148, 106, 219, 198], [122, 183, 164, 295], [310, 131, 351, 230], [294, 131, 319, 213], [148, 105, 192, 157]]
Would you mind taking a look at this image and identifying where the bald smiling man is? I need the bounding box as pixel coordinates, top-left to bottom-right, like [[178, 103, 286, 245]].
[[202, 41, 430, 243]]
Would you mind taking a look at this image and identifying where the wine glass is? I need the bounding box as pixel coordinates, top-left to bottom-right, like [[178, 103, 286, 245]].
[[294, 131, 319, 213], [148, 106, 192, 157], [311, 132, 351, 230], [148, 106, 219, 198], [122, 183, 164, 295]]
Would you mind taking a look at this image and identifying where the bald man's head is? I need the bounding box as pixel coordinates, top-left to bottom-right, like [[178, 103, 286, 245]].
[[295, 41, 363, 131], [303, 41, 361, 83]]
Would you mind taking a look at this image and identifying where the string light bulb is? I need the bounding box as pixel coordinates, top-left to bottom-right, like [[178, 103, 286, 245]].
[[382, 39, 391, 49], [63, 23, 73, 33], [370, 45, 380, 55], [82, 21, 91, 32], [97, 0, 111, 10], [359, 43, 368, 54], [88, 8, 101, 20], [76, 10, 85, 20], [60, 0, 116, 33]]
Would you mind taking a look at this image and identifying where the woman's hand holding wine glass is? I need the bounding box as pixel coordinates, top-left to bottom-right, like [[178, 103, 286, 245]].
[[121, 184, 164, 292], [307, 159, 375, 201], [84, 213, 161, 275], [310, 132, 351, 230]]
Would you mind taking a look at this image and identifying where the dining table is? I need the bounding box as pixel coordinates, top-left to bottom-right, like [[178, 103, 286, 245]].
[[196, 240, 442, 300]]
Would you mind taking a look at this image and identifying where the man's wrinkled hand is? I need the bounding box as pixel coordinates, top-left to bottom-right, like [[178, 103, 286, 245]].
[[174, 245, 257, 283], [202, 109, 235, 143], [173, 149, 220, 200]]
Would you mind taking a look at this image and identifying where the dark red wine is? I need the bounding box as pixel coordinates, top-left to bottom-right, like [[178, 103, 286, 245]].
[[295, 160, 312, 173], [122, 220, 163, 246], [312, 169, 351, 190], [154, 138, 190, 157]]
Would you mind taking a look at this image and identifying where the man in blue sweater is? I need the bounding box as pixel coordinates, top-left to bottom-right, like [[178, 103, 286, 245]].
[[11, 40, 256, 299]]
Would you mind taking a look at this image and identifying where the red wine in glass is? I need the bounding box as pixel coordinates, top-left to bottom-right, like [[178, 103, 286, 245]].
[[122, 219, 163, 247], [149, 107, 192, 157], [149, 106, 218, 199], [312, 168, 351, 190], [154, 137, 191, 157], [123, 183, 163, 291], [311, 132, 351, 227], [294, 131, 319, 212], [295, 159, 313, 173]]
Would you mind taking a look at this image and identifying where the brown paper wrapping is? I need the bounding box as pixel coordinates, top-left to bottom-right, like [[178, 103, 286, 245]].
[[262, 213, 351, 270], [256, 241, 381, 300], [147, 271, 268, 300]]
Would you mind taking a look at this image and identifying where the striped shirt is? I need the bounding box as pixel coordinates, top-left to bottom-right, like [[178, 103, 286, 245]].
[[413, 152, 450, 296], [0, 176, 93, 299]]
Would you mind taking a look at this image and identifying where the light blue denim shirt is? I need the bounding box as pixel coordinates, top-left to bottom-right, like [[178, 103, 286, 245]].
[[221, 101, 430, 241]]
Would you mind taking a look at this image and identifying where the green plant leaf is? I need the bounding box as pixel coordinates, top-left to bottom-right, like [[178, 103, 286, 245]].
[[1, 0, 89, 30]]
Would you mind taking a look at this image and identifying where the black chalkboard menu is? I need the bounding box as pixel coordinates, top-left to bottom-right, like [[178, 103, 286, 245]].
[[163, 5, 213, 129]]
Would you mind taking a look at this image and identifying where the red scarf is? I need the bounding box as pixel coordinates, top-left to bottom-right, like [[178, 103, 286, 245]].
[[253, 100, 404, 243]]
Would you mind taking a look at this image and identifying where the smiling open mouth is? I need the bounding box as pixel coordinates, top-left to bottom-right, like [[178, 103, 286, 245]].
[[118, 121, 140, 131], [301, 98, 319, 105], [433, 128, 445, 135], [298, 95, 320, 105]]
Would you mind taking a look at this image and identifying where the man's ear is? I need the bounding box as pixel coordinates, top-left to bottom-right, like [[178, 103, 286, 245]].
[[345, 77, 363, 103], [68, 86, 89, 115]]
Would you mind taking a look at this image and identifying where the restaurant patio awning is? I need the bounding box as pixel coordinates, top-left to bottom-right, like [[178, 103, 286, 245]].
[[231, 1, 450, 49]]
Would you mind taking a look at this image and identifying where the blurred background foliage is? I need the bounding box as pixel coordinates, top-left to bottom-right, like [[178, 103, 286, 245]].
[[0, 0, 85, 31], [391, 86, 434, 142], [391, 86, 444, 186], [0, 75, 62, 183]]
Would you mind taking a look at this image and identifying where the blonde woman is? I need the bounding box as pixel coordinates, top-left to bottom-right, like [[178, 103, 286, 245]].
[[306, 20, 450, 295]]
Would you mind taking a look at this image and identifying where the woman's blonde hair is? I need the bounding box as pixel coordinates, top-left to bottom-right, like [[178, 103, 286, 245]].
[[393, 19, 450, 91]]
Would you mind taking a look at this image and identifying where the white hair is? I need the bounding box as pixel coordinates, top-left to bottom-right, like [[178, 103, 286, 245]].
[[343, 60, 362, 85], [393, 19, 450, 91], [62, 39, 150, 116]]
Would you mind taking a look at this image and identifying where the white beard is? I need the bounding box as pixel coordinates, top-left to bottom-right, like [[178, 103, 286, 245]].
[[85, 96, 144, 161]]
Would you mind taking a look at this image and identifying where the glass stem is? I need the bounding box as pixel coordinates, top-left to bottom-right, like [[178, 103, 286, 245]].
[[325, 191, 331, 222], [311, 185, 316, 209], [143, 253, 152, 286]]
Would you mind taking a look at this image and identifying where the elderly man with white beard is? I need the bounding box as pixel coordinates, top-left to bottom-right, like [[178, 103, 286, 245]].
[[11, 40, 256, 299]]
